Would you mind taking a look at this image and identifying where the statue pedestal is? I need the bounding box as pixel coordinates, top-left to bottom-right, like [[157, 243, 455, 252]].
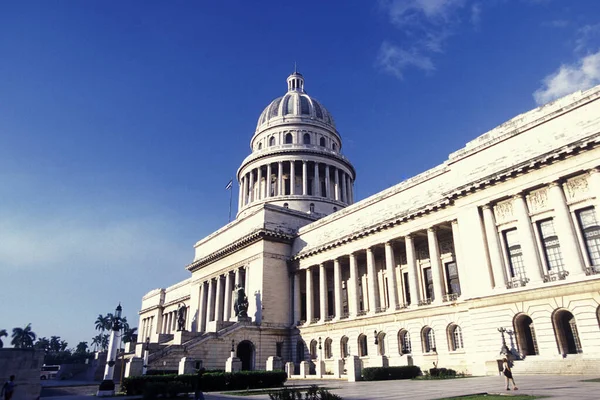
[[285, 362, 295, 378], [173, 331, 196, 345], [346, 356, 362, 382], [225, 351, 242, 373], [125, 357, 143, 378], [315, 360, 325, 378], [178, 357, 197, 375], [299, 361, 310, 378], [266, 356, 283, 371], [237, 316, 252, 323], [333, 358, 344, 378]]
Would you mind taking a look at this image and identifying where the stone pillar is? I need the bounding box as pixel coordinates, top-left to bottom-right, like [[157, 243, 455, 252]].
[[482, 206, 507, 289], [299, 361, 310, 378], [315, 360, 325, 378], [334, 168, 340, 201], [349, 253, 359, 316], [341, 172, 347, 203], [198, 282, 207, 332], [589, 168, 600, 217], [319, 263, 328, 321], [333, 358, 344, 378], [548, 182, 586, 275], [427, 227, 444, 303], [215, 275, 223, 322], [248, 170, 254, 203], [266, 356, 283, 371], [278, 161, 283, 196], [257, 166, 262, 201], [314, 162, 320, 197], [513, 194, 543, 282], [178, 357, 196, 375], [366, 247, 379, 314], [225, 351, 242, 372], [406, 235, 420, 305], [285, 362, 294, 378], [125, 357, 143, 378], [325, 164, 330, 199], [223, 272, 232, 321], [333, 258, 342, 319], [238, 177, 244, 210], [205, 279, 214, 326], [302, 161, 308, 195], [242, 174, 248, 206], [346, 355, 361, 382], [349, 177, 354, 203], [266, 163, 272, 198], [451, 220, 469, 298], [293, 273, 301, 325], [385, 242, 399, 310], [306, 267, 313, 324], [290, 161, 296, 195]]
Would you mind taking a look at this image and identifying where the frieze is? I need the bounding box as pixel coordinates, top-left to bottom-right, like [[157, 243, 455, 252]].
[[564, 175, 589, 202], [526, 188, 549, 213], [494, 199, 514, 224]]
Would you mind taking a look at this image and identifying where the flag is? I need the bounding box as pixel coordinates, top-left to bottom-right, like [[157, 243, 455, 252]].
[[225, 180, 233, 190]]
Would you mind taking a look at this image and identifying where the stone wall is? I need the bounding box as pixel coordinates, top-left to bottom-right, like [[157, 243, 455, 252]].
[[0, 349, 44, 400]]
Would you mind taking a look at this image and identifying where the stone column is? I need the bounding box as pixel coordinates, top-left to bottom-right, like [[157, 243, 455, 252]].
[[325, 164, 330, 199], [427, 227, 444, 302], [349, 253, 359, 316], [278, 162, 283, 196], [242, 174, 248, 206], [548, 182, 586, 274], [314, 162, 320, 197], [451, 220, 469, 298], [319, 263, 328, 321], [334, 168, 340, 201], [333, 258, 342, 319], [248, 170, 254, 203], [266, 163, 272, 198], [341, 172, 347, 203], [346, 175, 352, 204], [513, 194, 543, 282], [198, 282, 206, 332], [293, 273, 301, 325], [306, 267, 313, 324], [205, 279, 214, 326], [257, 167, 262, 201], [302, 161, 308, 195], [482, 206, 507, 288], [290, 161, 296, 195], [384, 242, 399, 310], [405, 235, 420, 305], [366, 248, 379, 314], [238, 177, 243, 211], [215, 276, 223, 322], [223, 272, 232, 321], [589, 168, 600, 217]]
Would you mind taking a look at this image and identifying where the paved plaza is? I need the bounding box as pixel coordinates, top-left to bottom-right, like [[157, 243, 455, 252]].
[[41, 375, 600, 400]]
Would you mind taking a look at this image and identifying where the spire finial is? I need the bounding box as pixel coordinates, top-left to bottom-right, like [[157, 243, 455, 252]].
[[294, 61, 297, 74]]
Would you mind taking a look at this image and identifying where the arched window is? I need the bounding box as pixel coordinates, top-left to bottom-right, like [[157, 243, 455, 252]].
[[324, 338, 333, 359], [309, 339, 318, 359], [553, 309, 583, 355], [319, 137, 326, 147], [285, 133, 293, 144], [296, 340, 305, 362], [340, 336, 349, 358], [448, 324, 464, 351], [513, 313, 539, 356], [303, 133, 311, 145], [421, 327, 436, 353], [258, 142, 262, 150], [269, 136, 276, 146], [309, 203, 315, 213], [332, 143, 337, 151], [376, 332, 386, 356], [398, 330, 411, 355], [358, 334, 368, 357]]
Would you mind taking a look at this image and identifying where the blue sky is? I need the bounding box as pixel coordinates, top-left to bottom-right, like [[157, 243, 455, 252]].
[[1, 0, 600, 348]]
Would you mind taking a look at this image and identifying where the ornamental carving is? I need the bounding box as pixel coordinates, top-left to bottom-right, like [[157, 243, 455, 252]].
[[564, 175, 589, 202], [494, 200, 515, 224], [526, 188, 549, 213]]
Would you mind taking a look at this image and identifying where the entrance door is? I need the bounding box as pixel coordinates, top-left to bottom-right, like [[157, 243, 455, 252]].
[[236, 340, 254, 371]]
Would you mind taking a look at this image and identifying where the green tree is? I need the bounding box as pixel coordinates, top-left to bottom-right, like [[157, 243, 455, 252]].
[[49, 336, 61, 352], [35, 337, 51, 353], [0, 329, 7, 348], [11, 324, 36, 348], [100, 334, 109, 351], [122, 327, 137, 343], [95, 314, 109, 332], [75, 341, 88, 354], [59, 340, 68, 352], [91, 334, 102, 351]]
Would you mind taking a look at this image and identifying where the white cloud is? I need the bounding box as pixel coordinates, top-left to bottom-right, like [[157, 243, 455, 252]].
[[576, 23, 600, 53], [376, 41, 435, 79], [533, 51, 600, 105], [383, 0, 465, 26], [470, 3, 482, 27], [541, 20, 569, 28]]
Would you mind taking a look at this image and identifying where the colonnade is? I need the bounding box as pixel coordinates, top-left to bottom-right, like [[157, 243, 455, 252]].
[[160, 307, 189, 335], [239, 160, 353, 209], [140, 316, 154, 340]]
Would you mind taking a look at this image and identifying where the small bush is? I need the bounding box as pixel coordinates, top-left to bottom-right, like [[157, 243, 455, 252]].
[[362, 366, 421, 381], [98, 380, 115, 391], [429, 368, 456, 378], [268, 385, 340, 400]]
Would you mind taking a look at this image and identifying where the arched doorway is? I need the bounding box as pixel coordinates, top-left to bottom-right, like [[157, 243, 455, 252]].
[[553, 309, 582, 355], [513, 314, 538, 356], [236, 340, 255, 371]]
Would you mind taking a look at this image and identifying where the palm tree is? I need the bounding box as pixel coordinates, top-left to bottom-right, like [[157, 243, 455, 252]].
[[95, 314, 108, 332], [49, 336, 61, 352], [11, 324, 36, 348], [122, 327, 138, 343], [75, 341, 88, 354], [0, 329, 7, 348], [100, 334, 109, 351], [59, 340, 68, 352], [35, 337, 50, 353], [120, 316, 129, 332], [91, 334, 102, 351]]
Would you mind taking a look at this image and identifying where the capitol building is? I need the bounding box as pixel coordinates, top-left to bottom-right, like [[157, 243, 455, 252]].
[[135, 71, 600, 377]]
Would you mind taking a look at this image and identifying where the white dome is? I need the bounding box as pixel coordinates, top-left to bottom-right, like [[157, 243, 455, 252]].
[[255, 72, 336, 131]]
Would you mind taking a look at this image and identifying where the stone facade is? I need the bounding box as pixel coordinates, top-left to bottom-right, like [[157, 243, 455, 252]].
[[138, 75, 600, 377]]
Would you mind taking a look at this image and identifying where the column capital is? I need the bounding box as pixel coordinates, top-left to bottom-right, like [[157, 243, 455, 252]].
[[481, 204, 492, 211], [384, 241, 394, 247], [427, 226, 438, 233], [404, 233, 414, 240], [451, 219, 459, 225], [589, 166, 600, 175], [512, 192, 525, 200]]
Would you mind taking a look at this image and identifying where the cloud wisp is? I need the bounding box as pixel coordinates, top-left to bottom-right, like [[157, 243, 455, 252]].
[[533, 50, 600, 105]]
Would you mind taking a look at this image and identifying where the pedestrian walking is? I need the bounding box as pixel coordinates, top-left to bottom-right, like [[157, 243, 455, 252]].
[[194, 368, 205, 400], [1, 375, 15, 400], [502, 358, 518, 391]]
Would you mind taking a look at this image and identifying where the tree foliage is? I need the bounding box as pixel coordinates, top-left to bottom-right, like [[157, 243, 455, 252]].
[[0, 329, 7, 349], [11, 324, 36, 348]]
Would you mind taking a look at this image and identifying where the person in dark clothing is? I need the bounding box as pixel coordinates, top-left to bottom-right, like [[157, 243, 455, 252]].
[[1, 375, 15, 400], [502, 358, 518, 390], [194, 368, 205, 400]]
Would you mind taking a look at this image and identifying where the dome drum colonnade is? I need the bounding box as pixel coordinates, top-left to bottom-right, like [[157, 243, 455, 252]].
[[237, 71, 355, 216]]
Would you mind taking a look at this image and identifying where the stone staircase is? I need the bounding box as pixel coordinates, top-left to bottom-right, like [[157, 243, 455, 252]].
[[512, 356, 600, 375]]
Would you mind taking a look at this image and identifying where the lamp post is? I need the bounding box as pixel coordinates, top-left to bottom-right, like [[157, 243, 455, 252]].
[[498, 327, 510, 355], [98, 303, 122, 396], [318, 337, 322, 360], [142, 337, 150, 375]]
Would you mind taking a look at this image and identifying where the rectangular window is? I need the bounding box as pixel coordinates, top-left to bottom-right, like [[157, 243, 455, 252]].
[[423, 267, 434, 301], [538, 219, 564, 271], [445, 262, 461, 296], [576, 207, 600, 267], [504, 229, 526, 279], [403, 272, 411, 305]]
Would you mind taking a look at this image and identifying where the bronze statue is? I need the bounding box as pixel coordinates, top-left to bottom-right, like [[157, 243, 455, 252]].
[[233, 286, 249, 318], [177, 303, 186, 331]]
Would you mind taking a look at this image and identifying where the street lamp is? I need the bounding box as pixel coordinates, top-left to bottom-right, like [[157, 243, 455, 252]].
[[97, 303, 123, 397], [142, 337, 150, 375], [374, 330, 379, 345]]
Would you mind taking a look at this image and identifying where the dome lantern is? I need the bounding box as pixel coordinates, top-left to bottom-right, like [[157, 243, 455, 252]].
[[287, 71, 305, 93]]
